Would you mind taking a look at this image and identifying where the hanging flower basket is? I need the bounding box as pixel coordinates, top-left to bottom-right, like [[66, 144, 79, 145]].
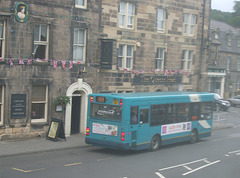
[[54, 96, 70, 107]]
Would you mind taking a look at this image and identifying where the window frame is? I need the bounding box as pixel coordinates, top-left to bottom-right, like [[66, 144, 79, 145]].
[[226, 57, 231, 71], [117, 44, 134, 69], [156, 47, 165, 70], [33, 24, 49, 59], [183, 13, 197, 36], [181, 50, 193, 70], [227, 36, 232, 47], [118, 2, 135, 29], [75, 0, 87, 9], [0, 20, 6, 59], [157, 8, 166, 33], [31, 85, 48, 123], [73, 28, 86, 62]]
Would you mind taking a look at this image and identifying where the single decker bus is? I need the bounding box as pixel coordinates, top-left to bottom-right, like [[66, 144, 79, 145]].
[[85, 92, 214, 151]]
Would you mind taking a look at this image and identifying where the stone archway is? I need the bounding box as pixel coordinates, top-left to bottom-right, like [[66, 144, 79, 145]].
[[65, 79, 92, 137]]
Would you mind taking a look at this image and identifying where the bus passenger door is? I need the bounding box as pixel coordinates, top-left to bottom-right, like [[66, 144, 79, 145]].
[[137, 106, 150, 147]]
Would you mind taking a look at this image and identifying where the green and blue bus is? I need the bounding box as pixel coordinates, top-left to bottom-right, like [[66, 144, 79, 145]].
[[85, 92, 214, 151]]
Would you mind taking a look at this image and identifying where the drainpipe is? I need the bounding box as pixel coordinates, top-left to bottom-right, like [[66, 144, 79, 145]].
[[197, 0, 206, 91]]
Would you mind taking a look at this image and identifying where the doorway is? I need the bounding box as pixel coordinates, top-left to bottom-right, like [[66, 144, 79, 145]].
[[71, 94, 81, 134]]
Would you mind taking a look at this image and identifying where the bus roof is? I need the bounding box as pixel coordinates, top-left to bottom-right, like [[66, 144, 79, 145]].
[[91, 92, 213, 100]]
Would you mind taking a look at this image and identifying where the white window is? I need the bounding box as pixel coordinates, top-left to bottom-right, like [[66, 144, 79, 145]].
[[157, 8, 166, 32], [0, 85, 3, 125], [183, 13, 197, 36], [0, 20, 6, 58], [75, 0, 87, 9], [33, 24, 49, 59], [119, 2, 135, 29], [214, 33, 219, 40], [31, 85, 48, 123], [156, 48, 165, 69], [227, 37, 232, 46], [237, 40, 240, 48], [238, 59, 240, 71], [73, 28, 86, 62], [181, 50, 193, 70], [226, 57, 231, 71], [118, 45, 133, 69]]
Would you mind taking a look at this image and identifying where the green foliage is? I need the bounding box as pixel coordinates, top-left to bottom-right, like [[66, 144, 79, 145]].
[[54, 96, 70, 106], [211, 1, 240, 28]]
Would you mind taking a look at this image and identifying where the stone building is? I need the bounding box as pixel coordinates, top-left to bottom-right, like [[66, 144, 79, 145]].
[[0, 0, 211, 140], [208, 20, 240, 98]]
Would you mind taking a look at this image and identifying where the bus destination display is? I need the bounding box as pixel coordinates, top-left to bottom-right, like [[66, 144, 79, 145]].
[[96, 96, 106, 103]]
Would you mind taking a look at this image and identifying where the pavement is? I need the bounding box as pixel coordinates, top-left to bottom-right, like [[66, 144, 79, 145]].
[[0, 120, 234, 158]]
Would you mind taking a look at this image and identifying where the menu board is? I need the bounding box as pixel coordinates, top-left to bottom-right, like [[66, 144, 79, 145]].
[[11, 94, 26, 119]]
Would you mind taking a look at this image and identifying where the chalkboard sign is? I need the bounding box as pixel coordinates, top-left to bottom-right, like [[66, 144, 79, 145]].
[[47, 118, 66, 141], [11, 94, 26, 119]]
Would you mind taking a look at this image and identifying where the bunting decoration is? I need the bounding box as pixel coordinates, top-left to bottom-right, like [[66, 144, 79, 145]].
[[61, 60, 66, 70], [19, 59, 24, 65], [164, 69, 168, 76], [0, 57, 192, 77], [53, 60, 58, 69], [27, 59, 32, 66], [69, 61, 73, 69], [9, 58, 13, 67], [0, 57, 84, 70]]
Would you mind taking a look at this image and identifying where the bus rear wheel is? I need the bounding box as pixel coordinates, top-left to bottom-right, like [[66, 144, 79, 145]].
[[150, 135, 161, 151], [190, 130, 198, 143]]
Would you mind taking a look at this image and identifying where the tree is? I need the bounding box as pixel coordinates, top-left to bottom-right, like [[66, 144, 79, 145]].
[[211, 1, 240, 28]]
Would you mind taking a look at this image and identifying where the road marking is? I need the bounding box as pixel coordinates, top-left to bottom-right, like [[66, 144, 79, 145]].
[[64, 162, 83, 167], [182, 160, 221, 176], [204, 159, 211, 164], [159, 158, 207, 171], [183, 166, 192, 171], [97, 157, 112, 162], [12, 167, 45, 173], [155, 172, 165, 178], [228, 150, 240, 154]]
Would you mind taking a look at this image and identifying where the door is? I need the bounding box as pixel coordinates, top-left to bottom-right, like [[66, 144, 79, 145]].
[[137, 106, 150, 145], [71, 96, 81, 133]]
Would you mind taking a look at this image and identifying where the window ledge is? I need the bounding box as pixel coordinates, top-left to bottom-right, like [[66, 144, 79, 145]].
[[31, 122, 48, 126]]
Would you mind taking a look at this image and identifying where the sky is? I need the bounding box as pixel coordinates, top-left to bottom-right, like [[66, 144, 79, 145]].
[[211, 0, 237, 12]]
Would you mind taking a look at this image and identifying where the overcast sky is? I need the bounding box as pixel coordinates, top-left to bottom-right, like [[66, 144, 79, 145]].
[[211, 0, 237, 12]]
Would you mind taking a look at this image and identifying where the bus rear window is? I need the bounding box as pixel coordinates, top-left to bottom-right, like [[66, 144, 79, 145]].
[[90, 103, 122, 121]]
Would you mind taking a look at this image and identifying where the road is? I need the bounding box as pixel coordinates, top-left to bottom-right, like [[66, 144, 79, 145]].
[[0, 107, 240, 178]]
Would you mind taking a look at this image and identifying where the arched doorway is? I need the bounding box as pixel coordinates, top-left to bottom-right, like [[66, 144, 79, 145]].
[[65, 79, 92, 137], [71, 91, 81, 134]]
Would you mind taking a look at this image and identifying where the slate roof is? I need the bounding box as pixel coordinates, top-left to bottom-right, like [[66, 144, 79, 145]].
[[210, 20, 240, 54]]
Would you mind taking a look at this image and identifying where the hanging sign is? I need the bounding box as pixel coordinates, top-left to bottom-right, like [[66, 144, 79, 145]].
[[14, 2, 29, 23], [133, 75, 182, 85]]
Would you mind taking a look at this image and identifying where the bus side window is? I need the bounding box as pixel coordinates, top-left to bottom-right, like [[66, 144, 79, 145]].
[[131, 106, 138, 125], [200, 102, 212, 120], [190, 103, 200, 121], [140, 109, 149, 124]]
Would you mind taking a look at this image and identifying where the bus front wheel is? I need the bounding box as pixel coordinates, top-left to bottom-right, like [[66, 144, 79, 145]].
[[190, 130, 198, 143], [150, 135, 161, 151]]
